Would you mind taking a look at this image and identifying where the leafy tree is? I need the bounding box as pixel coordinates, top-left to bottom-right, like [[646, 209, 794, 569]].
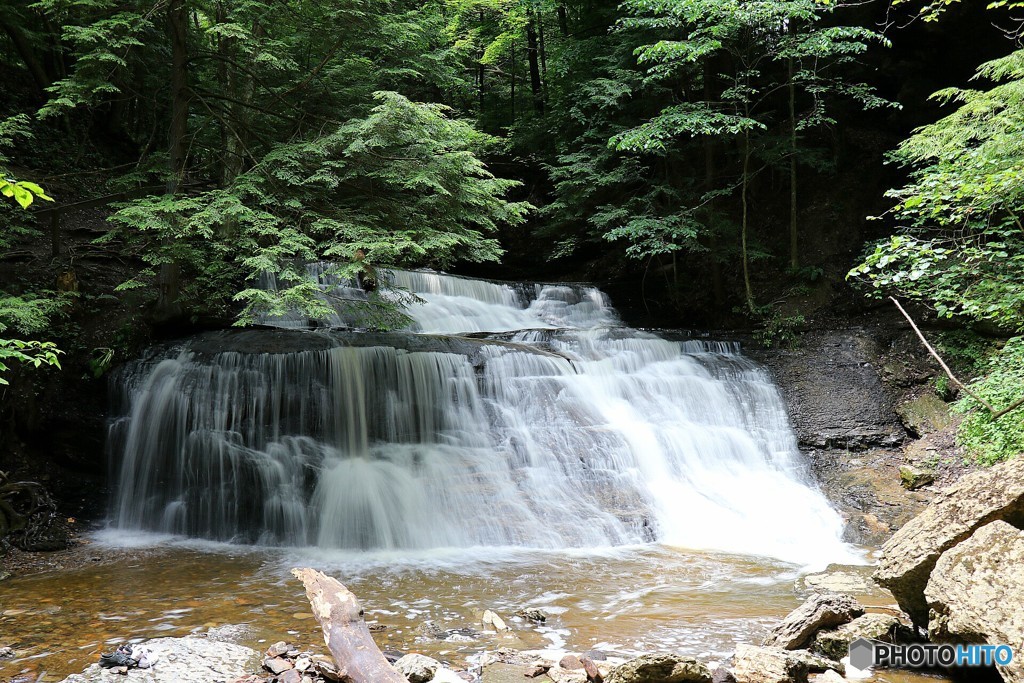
[[614, 0, 888, 311], [106, 92, 531, 324], [0, 117, 61, 384], [851, 50, 1024, 330]]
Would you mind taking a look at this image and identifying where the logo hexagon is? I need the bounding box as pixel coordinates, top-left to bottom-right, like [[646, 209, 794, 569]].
[[848, 638, 875, 671]]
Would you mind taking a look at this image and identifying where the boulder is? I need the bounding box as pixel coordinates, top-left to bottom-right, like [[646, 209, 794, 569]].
[[899, 465, 934, 491], [761, 593, 864, 650], [925, 520, 1024, 683], [606, 653, 710, 683], [812, 613, 906, 662], [895, 393, 952, 437], [874, 456, 1024, 626], [731, 645, 808, 683], [394, 653, 443, 683], [60, 637, 259, 683]]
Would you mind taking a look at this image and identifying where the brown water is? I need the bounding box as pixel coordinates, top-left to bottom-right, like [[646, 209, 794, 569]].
[[0, 537, 948, 683]]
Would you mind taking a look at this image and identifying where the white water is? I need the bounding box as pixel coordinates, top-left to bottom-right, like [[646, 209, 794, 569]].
[[110, 270, 858, 566]]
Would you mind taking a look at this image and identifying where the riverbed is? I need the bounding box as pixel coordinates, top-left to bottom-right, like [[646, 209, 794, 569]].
[[0, 536, 947, 683]]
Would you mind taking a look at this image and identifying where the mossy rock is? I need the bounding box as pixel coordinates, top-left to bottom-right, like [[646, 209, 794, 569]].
[[896, 393, 952, 437]]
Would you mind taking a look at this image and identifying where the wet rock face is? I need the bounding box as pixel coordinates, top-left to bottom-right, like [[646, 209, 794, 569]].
[[750, 329, 904, 451], [59, 636, 259, 683], [926, 521, 1024, 683], [896, 393, 953, 438], [874, 456, 1024, 626]]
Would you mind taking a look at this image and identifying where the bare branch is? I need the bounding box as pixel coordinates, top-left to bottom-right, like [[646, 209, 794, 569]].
[[890, 296, 1024, 421]]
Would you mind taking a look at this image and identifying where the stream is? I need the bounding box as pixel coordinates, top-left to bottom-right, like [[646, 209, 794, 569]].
[[0, 270, 950, 682]]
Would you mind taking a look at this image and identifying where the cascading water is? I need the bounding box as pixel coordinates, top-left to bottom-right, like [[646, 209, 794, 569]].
[[109, 270, 857, 566]]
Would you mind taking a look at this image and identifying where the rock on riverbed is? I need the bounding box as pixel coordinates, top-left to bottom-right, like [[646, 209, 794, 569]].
[[60, 636, 259, 682]]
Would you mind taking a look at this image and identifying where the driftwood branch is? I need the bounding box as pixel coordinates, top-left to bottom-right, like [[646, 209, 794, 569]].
[[890, 296, 1024, 421], [291, 567, 406, 683]]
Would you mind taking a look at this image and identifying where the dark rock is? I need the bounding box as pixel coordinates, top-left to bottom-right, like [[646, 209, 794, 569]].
[[382, 650, 405, 664], [749, 329, 903, 451], [516, 608, 549, 622], [711, 668, 736, 683], [761, 593, 864, 650], [560, 655, 584, 670], [585, 651, 608, 662]]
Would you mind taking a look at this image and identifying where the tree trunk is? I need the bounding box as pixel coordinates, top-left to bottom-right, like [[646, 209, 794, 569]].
[[0, 18, 52, 98], [557, 5, 568, 36], [158, 0, 189, 320], [526, 18, 544, 115], [703, 63, 724, 306], [537, 9, 548, 86], [478, 10, 486, 116], [510, 39, 516, 122], [788, 56, 799, 271], [741, 127, 755, 313], [291, 568, 407, 683]]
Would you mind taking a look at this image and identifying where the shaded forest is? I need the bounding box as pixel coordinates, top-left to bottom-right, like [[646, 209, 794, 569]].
[[3, 0, 1024, 477]]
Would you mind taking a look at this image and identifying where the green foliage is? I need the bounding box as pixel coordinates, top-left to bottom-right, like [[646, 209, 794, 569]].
[[954, 337, 1024, 465], [935, 331, 996, 377], [0, 114, 63, 382], [754, 307, 806, 349], [850, 50, 1024, 331], [0, 340, 62, 385], [107, 92, 531, 324]]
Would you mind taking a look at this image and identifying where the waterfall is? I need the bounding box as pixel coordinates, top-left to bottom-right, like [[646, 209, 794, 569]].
[[109, 271, 856, 566]]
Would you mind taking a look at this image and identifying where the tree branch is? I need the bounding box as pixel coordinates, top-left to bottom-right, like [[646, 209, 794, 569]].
[[890, 296, 1024, 421]]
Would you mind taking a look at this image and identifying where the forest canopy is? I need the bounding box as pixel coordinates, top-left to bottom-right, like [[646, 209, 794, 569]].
[[2, 0, 1024, 459]]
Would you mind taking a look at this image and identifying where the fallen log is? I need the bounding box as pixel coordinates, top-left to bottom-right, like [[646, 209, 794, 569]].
[[291, 567, 407, 683]]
